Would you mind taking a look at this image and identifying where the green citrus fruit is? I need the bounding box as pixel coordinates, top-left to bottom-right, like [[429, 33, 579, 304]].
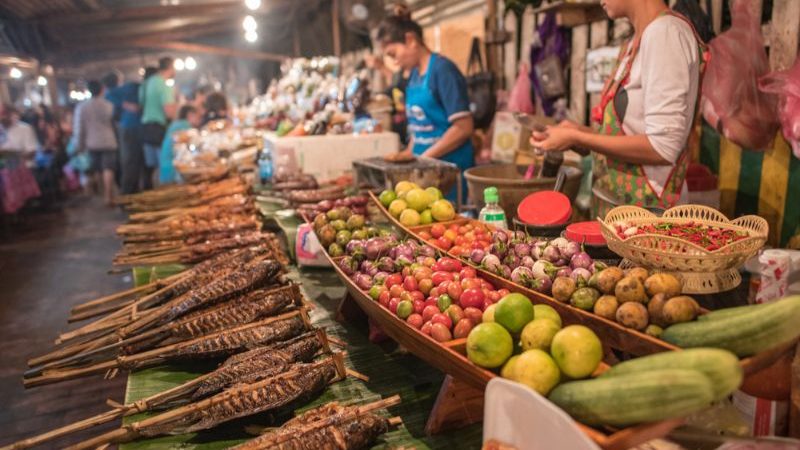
[[520, 319, 561, 352], [533, 304, 562, 327], [466, 322, 513, 369], [494, 293, 534, 334], [550, 325, 603, 379], [508, 349, 561, 395]]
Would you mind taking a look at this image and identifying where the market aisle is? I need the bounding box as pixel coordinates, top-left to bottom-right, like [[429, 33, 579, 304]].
[[0, 197, 130, 447]]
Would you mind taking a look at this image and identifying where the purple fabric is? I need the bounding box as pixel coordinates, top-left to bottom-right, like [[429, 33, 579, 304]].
[[529, 12, 570, 116]]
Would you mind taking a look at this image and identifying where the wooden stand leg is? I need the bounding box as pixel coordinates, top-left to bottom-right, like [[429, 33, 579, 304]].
[[790, 341, 800, 438], [335, 292, 367, 326], [425, 375, 484, 435]]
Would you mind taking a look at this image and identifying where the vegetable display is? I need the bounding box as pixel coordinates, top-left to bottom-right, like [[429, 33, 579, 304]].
[[378, 181, 456, 225], [613, 221, 749, 251], [417, 221, 494, 257]]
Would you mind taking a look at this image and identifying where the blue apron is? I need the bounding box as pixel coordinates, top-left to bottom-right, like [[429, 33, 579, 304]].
[[406, 53, 474, 201]]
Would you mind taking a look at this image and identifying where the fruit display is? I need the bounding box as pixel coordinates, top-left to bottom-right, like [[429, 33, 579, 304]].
[[378, 181, 457, 226], [551, 269, 699, 334], [417, 221, 494, 257], [335, 235, 508, 342], [613, 220, 749, 251], [661, 295, 800, 357], [466, 292, 602, 396], [312, 207, 388, 257], [550, 348, 742, 427]]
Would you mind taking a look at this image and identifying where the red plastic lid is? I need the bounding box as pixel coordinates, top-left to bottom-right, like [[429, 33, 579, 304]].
[[565, 221, 606, 246], [517, 191, 572, 226]]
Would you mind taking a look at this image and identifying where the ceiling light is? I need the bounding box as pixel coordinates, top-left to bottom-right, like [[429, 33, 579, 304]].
[[174, 58, 185, 71], [245, 0, 261, 10], [37, 75, 47, 86], [9, 67, 22, 79], [184, 56, 197, 71], [242, 15, 257, 32], [166, 79, 175, 87], [245, 30, 258, 43]]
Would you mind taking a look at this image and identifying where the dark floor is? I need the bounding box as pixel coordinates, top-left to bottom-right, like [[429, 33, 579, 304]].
[[0, 196, 131, 448]]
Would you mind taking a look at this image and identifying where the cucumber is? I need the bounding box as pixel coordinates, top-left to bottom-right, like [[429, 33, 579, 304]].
[[662, 296, 800, 357], [549, 369, 714, 427], [601, 348, 742, 401], [698, 303, 770, 321]]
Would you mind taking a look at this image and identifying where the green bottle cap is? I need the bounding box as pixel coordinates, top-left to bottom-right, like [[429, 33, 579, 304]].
[[484, 186, 499, 203]]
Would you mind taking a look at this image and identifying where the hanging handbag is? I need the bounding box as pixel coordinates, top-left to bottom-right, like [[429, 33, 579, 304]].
[[466, 37, 497, 130], [139, 76, 167, 146]]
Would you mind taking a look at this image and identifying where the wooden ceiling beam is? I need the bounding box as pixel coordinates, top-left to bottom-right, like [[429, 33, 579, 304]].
[[51, 15, 230, 44], [130, 40, 289, 62]]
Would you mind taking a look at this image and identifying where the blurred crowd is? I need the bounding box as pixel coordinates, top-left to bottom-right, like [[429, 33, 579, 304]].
[[0, 55, 229, 212]]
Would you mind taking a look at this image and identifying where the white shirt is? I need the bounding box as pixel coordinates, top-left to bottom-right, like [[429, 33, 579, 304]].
[[616, 15, 699, 198], [0, 121, 39, 154]]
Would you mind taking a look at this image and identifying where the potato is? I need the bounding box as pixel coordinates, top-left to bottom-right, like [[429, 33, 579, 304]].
[[593, 295, 619, 320], [662, 296, 699, 324], [616, 302, 649, 330], [626, 267, 650, 284], [647, 293, 669, 327], [552, 277, 577, 303], [615, 276, 647, 304], [595, 266, 625, 294], [644, 273, 682, 298]]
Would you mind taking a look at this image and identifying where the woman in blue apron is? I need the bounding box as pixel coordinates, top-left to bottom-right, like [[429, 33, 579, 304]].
[[375, 12, 475, 201]]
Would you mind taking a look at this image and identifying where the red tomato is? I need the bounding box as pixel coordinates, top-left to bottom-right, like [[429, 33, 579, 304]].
[[430, 223, 446, 238], [402, 266, 412, 278], [465, 231, 476, 241], [429, 286, 440, 299], [422, 305, 439, 322], [424, 298, 438, 310], [454, 236, 467, 247], [488, 291, 501, 302], [470, 240, 485, 250], [379, 291, 391, 307], [464, 223, 474, 232], [410, 290, 425, 303], [431, 271, 453, 286], [447, 282, 463, 301], [479, 279, 493, 290], [400, 291, 414, 303], [413, 266, 433, 282], [421, 321, 433, 335], [422, 256, 437, 267], [435, 237, 453, 250], [384, 273, 402, 288], [461, 277, 482, 291], [482, 298, 494, 311], [431, 313, 453, 329], [458, 226, 468, 235], [434, 257, 463, 273], [388, 298, 400, 314], [403, 275, 418, 292], [407, 313, 424, 329], [418, 230, 432, 240], [498, 288, 511, 298], [419, 278, 433, 295], [460, 288, 486, 309], [413, 299, 425, 315], [449, 246, 466, 257], [443, 229, 458, 243], [459, 267, 477, 279], [389, 284, 405, 298], [448, 224, 460, 232]]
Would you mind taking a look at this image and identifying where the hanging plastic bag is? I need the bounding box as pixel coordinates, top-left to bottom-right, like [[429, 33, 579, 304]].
[[701, 0, 779, 150], [759, 57, 800, 158], [507, 63, 535, 114]]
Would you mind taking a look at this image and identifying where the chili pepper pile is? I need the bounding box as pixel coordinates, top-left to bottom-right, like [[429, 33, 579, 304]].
[[614, 221, 749, 251]]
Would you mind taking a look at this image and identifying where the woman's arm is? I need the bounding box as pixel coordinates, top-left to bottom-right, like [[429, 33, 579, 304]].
[[531, 127, 670, 165], [421, 115, 474, 159]]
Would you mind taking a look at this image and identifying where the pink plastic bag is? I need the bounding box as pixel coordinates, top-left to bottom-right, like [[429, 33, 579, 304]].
[[507, 63, 535, 114], [759, 56, 800, 158], [701, 0, 779, 150]]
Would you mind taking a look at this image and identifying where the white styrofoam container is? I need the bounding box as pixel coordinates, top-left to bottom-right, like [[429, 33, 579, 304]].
[[264, 132, 400, 181], [483, 378, 600, 450]]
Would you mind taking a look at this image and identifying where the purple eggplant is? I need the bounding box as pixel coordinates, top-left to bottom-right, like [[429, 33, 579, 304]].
[[494, 230, 509, 244], [353, 273, 373, 290], [532, 241, 547, 260], [514, 242, 532, 257], [521, 256, 535, 269], [503, 254, 520, 269], [532, 260, 560, 280], [373, 271, 389, 285], [346, 239, 366, 256], [481, 254, 502, 273], [501, 265, 512, 279], [562, 240, 581, 260], [530, 276, 553, 294], [470, 248, 486, 265], [338, 256, 358, 276], [365, 237, 390, 260], [417, 245, 437, 258], [571, 267, 592, 287], [376, 256, 395, 272], [394, 244, 414, 261], [542, 245, 561, 263], [570, 252, 593, 271], [513, 230, 527, 242], [556, 267, 573, 278], [395, 254, 413, 267], [489, 242, 508, 259], [511, 266, 535, 286]]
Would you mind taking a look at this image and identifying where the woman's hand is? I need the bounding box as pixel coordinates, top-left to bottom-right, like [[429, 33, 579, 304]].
[[530, 126, 578, 152]]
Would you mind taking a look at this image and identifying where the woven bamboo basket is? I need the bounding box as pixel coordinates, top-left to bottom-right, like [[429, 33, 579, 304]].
[[599, 205, 768, 294]]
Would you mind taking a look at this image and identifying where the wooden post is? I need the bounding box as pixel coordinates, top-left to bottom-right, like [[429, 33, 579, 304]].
[[589, 20, 609, 109], [503, 7, 519, 90], [769, 0, 800, 71], [332, 0, 342, 57], [711, 0, 723, 35], [425, 375, 485, 434], [569, 24, 589, 124]]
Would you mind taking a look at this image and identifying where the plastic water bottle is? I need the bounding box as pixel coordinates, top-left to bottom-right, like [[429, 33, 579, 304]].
[[479, 187, 507, 230], [258, 147, 273, 185]]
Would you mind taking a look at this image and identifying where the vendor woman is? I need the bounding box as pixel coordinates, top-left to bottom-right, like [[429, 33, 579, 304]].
[[531, 0, 708, 216], [375, 13, 474, 201]]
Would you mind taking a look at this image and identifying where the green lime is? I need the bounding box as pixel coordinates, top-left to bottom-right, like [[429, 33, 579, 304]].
[[509, 349, 561, 395], [494, 293, 534, 334], [466, 323, 513, 369], [550, 325, 603, 379], [520, 319, 561, 352], [533, 304, 562, 327], [379, 189, 397, 207]]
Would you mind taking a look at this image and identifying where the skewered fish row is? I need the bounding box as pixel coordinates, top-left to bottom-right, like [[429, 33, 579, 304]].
[[23, 309, 311, 388], [126, 194, 251, 224], [118, 177, 248, 212], [121, 215, 260, 243], [231, 396, 401, 450], [117, 204, 256, 235], [29, 284, 303, 374], [64, 353, 348, 450], [5, 330, 331, 450]]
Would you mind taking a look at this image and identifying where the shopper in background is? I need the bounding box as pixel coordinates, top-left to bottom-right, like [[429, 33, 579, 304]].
[[75, 80, 118, 205], [0, 104, 40, 164], [139, 57, 177, 187], [108, 68, 148, 194], [202, 91, 229, 126], [192, 85, 213, 118], [160, 104, 201, 185], [374, 11, 474, 201]]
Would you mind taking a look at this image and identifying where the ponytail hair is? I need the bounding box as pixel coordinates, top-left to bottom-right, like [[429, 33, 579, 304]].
[[375, 3, 423, 44]]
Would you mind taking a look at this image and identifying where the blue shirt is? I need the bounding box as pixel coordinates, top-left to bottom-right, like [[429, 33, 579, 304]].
[[106, 82, 141, 129], [407, 55, 471, 125], [159, 119, 191, 184]]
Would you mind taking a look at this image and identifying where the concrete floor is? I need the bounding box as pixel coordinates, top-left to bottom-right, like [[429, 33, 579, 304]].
[[0, 196, 131, 448]]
